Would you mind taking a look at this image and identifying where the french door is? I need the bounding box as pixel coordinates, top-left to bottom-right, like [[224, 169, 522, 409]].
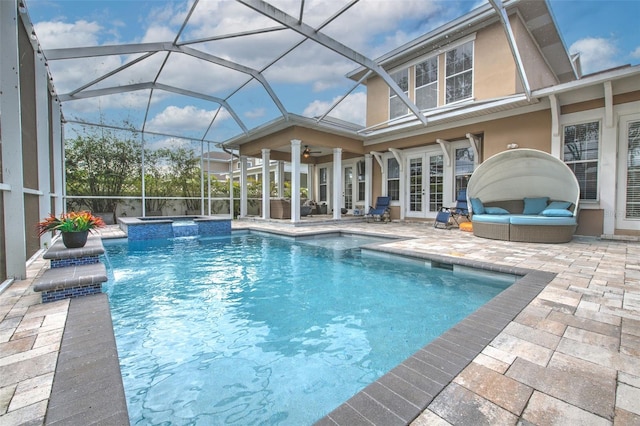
[[617, 114, 640, 230], [343, 165, 354, 211], [406, 152, 444, 218]]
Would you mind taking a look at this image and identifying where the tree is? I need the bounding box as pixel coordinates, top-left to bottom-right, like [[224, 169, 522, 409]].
[[65, 126, 141, 216], [142, 148, 174, 213], [166, 147, 202, 212]]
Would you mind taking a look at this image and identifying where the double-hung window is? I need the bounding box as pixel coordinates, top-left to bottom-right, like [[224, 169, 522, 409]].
[[563, 121, 600, 200], [387, 158, 400, 201], [389, 69, 409, 120], [415, 56, 438, 110], [445, 41, 473, 104]]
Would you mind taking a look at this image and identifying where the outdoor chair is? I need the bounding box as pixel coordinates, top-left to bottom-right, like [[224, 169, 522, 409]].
[[435, 189, 470, 228], [365, 196, 391, 222], [434, 209, 452, 229]]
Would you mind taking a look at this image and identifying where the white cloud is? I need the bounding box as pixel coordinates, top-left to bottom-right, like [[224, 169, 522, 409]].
[[303, 92, 366, 126], [34, 20, 103, 48], [245, 108, 266, 119], [569, 37, 621, 74], [146, 105, 230, 134], [631, 46, 640, 59]]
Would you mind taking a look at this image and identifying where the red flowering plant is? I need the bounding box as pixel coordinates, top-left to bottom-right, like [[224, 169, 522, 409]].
[[37, 211, 106, 237]]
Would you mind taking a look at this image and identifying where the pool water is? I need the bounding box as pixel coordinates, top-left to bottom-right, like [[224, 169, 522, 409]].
[[103, 234, 513, 425]]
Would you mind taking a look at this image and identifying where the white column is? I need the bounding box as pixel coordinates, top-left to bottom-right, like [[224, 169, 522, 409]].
[[276, 161, 285, 198], [240, 155, 248, 218], [262, 149, 271, 219], [290, 140, 301, 223], [1, 0, 27, 279], [332, 148, 342, 220], [52, 100, 64, 216], [364, 154, 373, 212], [36, 52, 52, 248]]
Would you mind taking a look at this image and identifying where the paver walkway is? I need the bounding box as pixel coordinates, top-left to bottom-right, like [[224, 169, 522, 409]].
[[1, 220, 639, 425]]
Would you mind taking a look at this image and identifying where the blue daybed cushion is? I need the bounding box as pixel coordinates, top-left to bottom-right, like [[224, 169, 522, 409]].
[[484, 206, 510, 215], [540, 208, 574, 217], [523, 197, 549, 215], [472, 214, 511, 224], [470, 198, 485, 214], [547, 201, 572, 210]]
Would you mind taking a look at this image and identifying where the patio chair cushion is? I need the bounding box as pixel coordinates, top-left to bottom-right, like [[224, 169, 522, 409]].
[[470, 198, 485, 214], [509, 215, 576, 226], [539, 208, 573, 217], [523, 197, 549, 215], [484, 206, 510, 215], [471, 214, 511, 224], [547, 201, 572, 210]]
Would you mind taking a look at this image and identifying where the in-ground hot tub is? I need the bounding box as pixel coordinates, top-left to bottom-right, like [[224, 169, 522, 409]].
[[118, 215, 232, 240]]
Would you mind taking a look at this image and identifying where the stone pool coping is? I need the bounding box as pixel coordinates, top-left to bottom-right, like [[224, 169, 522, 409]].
[[105, 228, 550, 425], [3, 222, 638, 424]]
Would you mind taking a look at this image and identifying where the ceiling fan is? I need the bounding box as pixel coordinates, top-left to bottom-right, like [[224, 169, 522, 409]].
[[302, 145, 321, 159]]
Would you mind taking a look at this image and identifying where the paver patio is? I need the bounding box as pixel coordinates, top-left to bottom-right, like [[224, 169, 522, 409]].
[[1, 220, 639, 425]]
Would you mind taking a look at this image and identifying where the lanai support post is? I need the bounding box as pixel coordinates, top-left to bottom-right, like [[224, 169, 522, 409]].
[[261, 149, 270, 220], [332, 148, 342, 220], [240, 155, 248, 218], [290, 139, 301, 223]]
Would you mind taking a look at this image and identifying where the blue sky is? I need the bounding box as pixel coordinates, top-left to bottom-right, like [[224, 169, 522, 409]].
[[25, 0, 640, 147]]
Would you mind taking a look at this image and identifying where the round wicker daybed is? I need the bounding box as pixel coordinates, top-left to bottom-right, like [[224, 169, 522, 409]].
[[466, 148, 580, 243]]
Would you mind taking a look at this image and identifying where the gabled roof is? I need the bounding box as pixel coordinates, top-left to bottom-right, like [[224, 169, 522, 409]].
[[347, 0, 578, 84]]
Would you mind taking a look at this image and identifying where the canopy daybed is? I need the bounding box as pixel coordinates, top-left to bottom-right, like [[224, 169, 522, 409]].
[[466, 148, 580, 243]]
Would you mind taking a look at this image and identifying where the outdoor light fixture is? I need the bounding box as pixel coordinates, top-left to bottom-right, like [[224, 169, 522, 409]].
[[302, 145, 320, 159]]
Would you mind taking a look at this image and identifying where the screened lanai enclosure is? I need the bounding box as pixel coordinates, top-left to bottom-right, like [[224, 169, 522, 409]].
[[3, 0, 448, 281]]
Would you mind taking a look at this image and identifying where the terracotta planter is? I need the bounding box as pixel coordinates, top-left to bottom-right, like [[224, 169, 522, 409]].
[[62, 230, 89, 248]]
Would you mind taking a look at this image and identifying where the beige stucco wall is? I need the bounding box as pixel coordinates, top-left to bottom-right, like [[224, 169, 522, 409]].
[[366, 77, 391, 128], [512, 15, 559, 90], [363, 18, 558, 128], [473, 22, 517, 99]]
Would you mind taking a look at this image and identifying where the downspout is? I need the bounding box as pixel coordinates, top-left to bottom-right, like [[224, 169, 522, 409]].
[[488, 0, 531, 101]]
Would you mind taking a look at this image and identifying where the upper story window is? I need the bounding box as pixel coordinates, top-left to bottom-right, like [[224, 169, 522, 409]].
[[389, 69, 409, 120], [445, 40, 473, 104], [563, 121, 600, 200], [415, 56, 438, 110]]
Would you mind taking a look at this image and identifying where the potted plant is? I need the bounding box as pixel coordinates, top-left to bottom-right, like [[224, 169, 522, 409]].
[[37, 211, 106, 248]]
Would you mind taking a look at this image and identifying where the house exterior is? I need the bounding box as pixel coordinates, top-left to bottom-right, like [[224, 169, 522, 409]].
[[223, 0, 640, 237]]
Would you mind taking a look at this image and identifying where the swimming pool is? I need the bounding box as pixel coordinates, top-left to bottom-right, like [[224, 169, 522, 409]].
[[103, 233, 515, 425]]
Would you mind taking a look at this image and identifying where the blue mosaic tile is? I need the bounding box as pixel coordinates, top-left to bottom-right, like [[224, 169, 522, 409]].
[[198, 220, 231, 236], [127, 223, 173, 240], [51, 255, 100, 268], [41, 283, 103, 303]]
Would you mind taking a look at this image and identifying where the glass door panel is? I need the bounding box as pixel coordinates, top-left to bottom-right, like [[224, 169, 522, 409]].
[[343, 166, 353, 210]]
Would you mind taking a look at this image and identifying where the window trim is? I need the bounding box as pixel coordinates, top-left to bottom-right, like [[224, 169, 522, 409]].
[[389, 68, 410, 120], [561, 119, 602, 203], [414, 55, 438, 112], [445, 40, 475, 105], [384, 154, 401, 203]]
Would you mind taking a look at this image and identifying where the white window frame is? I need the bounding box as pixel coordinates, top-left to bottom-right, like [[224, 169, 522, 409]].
[[389, 68, 409, 120], [384, 155, 401, 202], [414, 55, 438, 111], [560, 115, 604, 206], [445, 40, 474, 105]]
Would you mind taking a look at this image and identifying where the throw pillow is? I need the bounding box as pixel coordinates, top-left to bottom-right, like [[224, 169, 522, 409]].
[[484, 206, 510, 215], [547, 201, 572, 210], [540, 208, 573, 217], [523, 197, 549, 215], [470, 198, 485, 215]]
